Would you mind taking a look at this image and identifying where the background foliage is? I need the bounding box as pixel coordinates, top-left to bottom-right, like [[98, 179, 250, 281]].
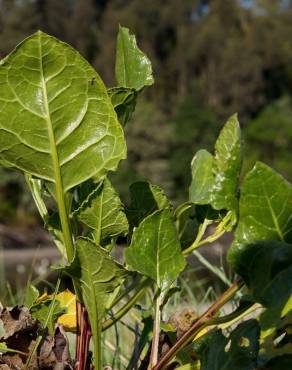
[[1, 0, 292, 223]]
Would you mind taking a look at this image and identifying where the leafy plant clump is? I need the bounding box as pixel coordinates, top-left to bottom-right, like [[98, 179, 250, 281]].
[[0, 27, 291, 370]]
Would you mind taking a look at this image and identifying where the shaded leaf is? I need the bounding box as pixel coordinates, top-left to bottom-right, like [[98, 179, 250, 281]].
[[31, 299, 64, 335], [200, 320, 260, 370], [74, 178, 128, 244], [24, 284, 39, 309], [0, 31, 126, 191], [232, 241, 292, 309], [127, 181, 171, 229], [115, 26, 154, 90], [262, 355, 292, 370], [63, 237, 127, 350], [228, 240, 292, 366], [125, 209, 185, 290], [108, 86, 137, 127], [228, 162, 292, 268]]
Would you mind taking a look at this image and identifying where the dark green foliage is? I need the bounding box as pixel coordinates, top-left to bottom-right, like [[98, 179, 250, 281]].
[[200, 320, 260, 370]]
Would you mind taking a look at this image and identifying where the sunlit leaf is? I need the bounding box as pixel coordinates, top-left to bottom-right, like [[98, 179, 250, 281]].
[[74, 178, 128, 244], [115, 26, 154, 90], [189, 114, 242, 214], [228, 162, 292, 268], [0, 31, 126, 191], [125, 209, 185, 290], [63, 237, 127, 357]]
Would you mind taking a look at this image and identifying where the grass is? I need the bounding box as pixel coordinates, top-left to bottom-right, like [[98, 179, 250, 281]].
[[0, 244, 237, 369]]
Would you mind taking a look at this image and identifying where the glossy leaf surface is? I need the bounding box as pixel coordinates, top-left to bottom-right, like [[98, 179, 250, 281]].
[[74, 178, 129, 244], [189, 115, 242, 213], [125, 209, 185, 290], [115, 26, 154, 90], [228, 162, 292, 267], [0, 31, 126, 191]]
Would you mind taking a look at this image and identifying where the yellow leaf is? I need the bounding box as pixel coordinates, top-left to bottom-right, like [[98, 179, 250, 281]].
[[55, 289, 77, 332], [194, 326, 208, 340], [35, 292, 50, 304]]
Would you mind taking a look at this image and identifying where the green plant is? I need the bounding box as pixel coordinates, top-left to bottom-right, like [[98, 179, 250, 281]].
[[0, 26, 291, 370]]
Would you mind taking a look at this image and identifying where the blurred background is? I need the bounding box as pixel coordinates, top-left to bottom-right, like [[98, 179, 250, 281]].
[[1, 0, 292, 289]]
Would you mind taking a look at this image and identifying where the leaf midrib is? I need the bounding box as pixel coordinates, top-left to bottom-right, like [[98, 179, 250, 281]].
[[38, 32, 74, 261]]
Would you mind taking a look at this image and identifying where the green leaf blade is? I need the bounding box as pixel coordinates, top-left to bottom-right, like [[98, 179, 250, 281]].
[[189, 115, 242, 214], [201, 320, 260, 370], [228, 162, 292, 267], [0, 31, 126, 191], [115, 26, 154, 90], [125, 209, 185, 290], [212, 114, 242, 211], [127, 181, 172, 229], [189, 149, 214, 204], [75, 178, 129, 244], [64, 237, 127, 324]]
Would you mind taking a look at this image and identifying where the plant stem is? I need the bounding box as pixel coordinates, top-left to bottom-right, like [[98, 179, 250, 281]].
[[56, 188, 75, 261], [39, 34, 75, 263], [151, 279, 244, 370], [102, 278, 150, 331], [93, 322, 102, 370], [183, 211, 233, 256], [182, 218, 211, 255], [149, 294, 162, 369]]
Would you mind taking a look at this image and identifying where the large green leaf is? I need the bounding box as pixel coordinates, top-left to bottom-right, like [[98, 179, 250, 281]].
[[64, 237, 126, 322], [0, 31, 126, 192], [200, 320, 260, 370], [189, 114, 242, 213], [232, 241, 292, 308], [228, 162, 292, 267], [74, 178, 129, 244], [64, 237, 127, 361], [227, 240, 292, 366], [115, 26, 154, 91], [127, 181, 171, 229], [125, 209, 185, 290]]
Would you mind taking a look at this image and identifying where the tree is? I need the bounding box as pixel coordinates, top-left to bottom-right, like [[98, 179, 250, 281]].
[[0, 0, 40, 58]]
